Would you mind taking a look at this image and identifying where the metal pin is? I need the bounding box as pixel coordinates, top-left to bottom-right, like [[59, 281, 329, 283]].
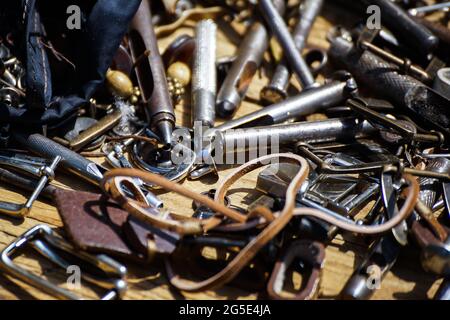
[[261, 0, 324, 104], [24, 156, 60, 212], [259, 0, 317, 90], [408, 2, 450, 16], [359, 41, 430, 83], [192, 20, 217, 128]]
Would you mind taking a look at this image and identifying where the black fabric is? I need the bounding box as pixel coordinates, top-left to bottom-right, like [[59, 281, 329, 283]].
[[0, 0, 141, 129]]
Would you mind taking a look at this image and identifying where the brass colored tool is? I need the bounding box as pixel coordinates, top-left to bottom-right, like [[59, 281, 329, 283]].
[[69, 109, 122, 151]]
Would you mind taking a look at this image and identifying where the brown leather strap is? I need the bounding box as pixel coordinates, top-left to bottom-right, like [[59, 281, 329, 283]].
[[99, 153, 419, 292], [100, 154, 309, 291], [166, 154, 310, 291], [102, 175, 249, 236]]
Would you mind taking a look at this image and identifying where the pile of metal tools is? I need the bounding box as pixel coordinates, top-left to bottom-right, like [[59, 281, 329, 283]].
[[0, 0, 449, 300]]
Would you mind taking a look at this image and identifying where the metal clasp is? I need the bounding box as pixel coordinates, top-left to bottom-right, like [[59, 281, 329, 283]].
[[267, 240, 325, 300], [0, 224, 127, 300], [0, 155, 60, 218]]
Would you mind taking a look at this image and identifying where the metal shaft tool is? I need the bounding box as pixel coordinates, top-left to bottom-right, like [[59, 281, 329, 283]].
[[362, 0, 438, 55], [214, 117, 376, 154], [129, 0, 175, 146], [192, 19, 217, 128], [329, 31, 450, 140], [259, 0, 317, 90], [14, 133, 163, 208], [14, 133, 106, 186], [261, 0, 324, 104], [216, 0, 286, 118], [213, 76, 356, 132]]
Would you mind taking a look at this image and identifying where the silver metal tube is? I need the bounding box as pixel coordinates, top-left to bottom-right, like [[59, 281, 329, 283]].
[[216, 0, 286, 118], [214, 78, 355, 132], [215, 117, 376, 153], [192, 20, 217, 128]]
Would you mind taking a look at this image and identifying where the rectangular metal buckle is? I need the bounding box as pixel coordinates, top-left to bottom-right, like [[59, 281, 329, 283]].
[[0, 155, 60, 218], [0, 224, 127, 300]]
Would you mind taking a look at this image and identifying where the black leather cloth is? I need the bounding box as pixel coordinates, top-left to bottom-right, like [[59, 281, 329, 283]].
[[0, 0, 141, 129]]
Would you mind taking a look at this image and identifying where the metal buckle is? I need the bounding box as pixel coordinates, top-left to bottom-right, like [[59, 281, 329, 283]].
[[0, 150, 49, 177], [0, 155, 60, 218], [267, 240, 325, 300], [0, 224, 127, 300]]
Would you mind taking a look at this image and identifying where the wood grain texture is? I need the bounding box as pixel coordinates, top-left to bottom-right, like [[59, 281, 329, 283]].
[[0, 2, 445, 300]]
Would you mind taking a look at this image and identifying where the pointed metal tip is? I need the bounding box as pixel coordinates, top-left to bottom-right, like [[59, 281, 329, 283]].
[[156, 120, 173, 147]]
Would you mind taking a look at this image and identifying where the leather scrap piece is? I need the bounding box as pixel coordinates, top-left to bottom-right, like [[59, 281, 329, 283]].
[[54, 189, 144, 262]]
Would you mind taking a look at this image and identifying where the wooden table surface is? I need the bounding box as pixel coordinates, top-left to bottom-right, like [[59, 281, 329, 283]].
[[0, 1, 445, 300]]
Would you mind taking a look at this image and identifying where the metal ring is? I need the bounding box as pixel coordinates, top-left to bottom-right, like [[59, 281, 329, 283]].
[[129, 139, 196, 185]]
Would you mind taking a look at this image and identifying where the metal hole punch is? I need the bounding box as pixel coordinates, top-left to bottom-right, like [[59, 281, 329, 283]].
[[304, 48, 328, 76], [0, 155, 61, 218], [0, 224, 127, 300]]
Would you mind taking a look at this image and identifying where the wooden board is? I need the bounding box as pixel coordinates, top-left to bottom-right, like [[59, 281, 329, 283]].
[[0, 2, 445, 300]]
